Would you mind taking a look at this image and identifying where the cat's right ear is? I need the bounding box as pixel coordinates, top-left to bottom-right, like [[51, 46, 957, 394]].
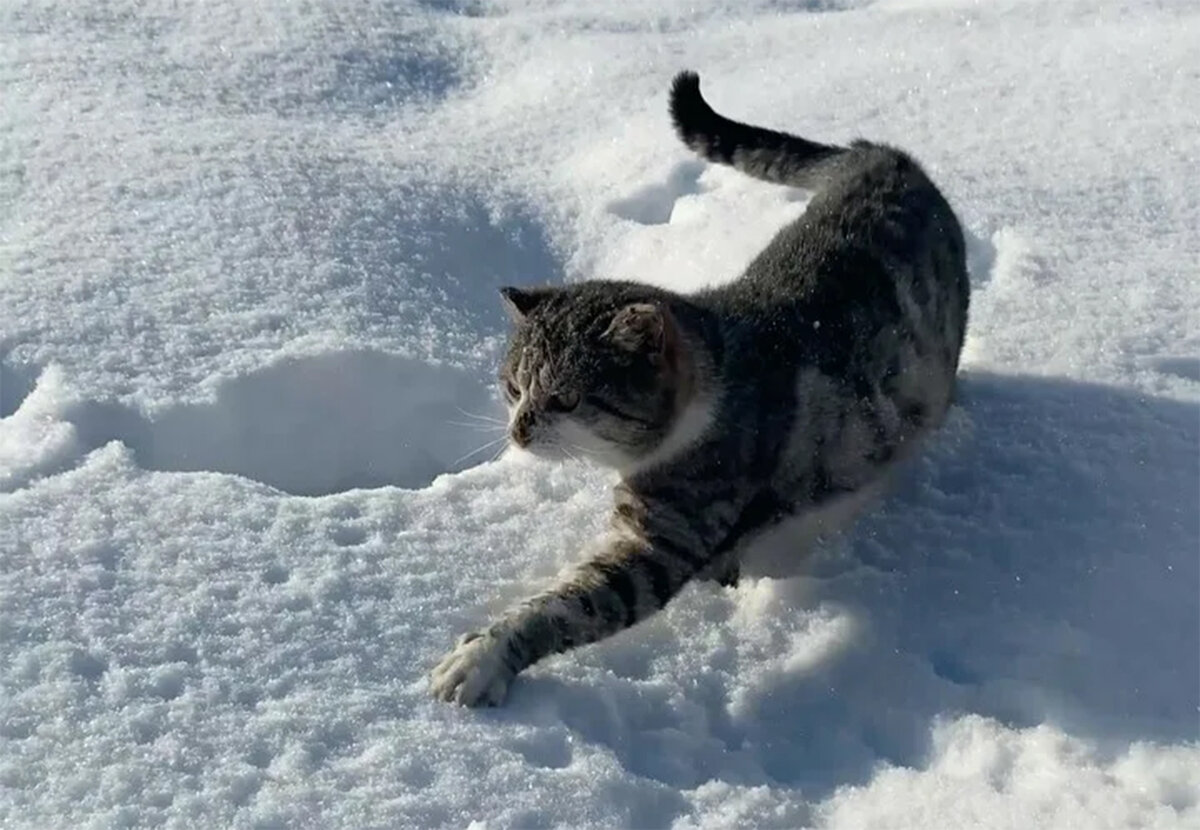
[[603, 303, 668, 354], [500, 286, 550, 322]]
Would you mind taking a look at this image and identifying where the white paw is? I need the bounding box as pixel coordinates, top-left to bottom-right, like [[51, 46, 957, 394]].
[[430, 630, 517, 707]]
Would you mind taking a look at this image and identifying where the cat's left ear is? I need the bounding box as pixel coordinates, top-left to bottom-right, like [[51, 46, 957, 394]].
[[499, 286, 552, 322], [603, 302, 672, 355]]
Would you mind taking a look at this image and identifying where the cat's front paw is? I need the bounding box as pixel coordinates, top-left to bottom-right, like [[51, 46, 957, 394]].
[[430, 630, 517, 707]]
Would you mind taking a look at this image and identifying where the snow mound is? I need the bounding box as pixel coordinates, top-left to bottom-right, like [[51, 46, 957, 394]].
[[0, 367, 83, 491]]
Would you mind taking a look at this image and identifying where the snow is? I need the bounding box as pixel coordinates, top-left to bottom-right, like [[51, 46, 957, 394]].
[[1, 0, 1197, 827]]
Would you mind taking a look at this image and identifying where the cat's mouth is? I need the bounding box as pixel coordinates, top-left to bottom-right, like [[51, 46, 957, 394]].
[[510, 425, 622, 469], [516, 437, 594, 465]]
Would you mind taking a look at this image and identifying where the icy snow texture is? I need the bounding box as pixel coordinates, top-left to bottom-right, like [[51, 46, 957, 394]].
[[1, 0, 1198, 827]]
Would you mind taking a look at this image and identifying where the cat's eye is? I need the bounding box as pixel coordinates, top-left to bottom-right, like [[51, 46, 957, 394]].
[[503, 378, 521, 400], [586, 395, 652, 426], [547, 390, 580, 412]]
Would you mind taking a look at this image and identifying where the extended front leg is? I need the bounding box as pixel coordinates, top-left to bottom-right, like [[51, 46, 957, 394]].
[[430, 517, 708, 706]]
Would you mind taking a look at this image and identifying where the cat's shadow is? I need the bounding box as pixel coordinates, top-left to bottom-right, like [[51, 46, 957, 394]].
[[490, 371, 1199, 798]]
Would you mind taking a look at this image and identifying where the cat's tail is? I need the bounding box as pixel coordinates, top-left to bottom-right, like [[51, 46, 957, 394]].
[[669, 70, 846, 189]]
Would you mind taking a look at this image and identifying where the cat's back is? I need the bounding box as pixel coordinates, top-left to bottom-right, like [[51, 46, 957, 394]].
[[706, 142, 967, 378]]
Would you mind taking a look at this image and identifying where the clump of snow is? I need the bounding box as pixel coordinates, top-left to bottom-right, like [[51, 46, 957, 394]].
[[0, 366, 82, 491], [1, 0, 1197, 827], [820, 716, 1200, 830]]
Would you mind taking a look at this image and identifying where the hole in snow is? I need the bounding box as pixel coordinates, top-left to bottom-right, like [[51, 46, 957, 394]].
[[329, 525, 369, 547], [964, 227, 999, 288], [0, 362, 38, 419], [608, 161, 706, 225], [68, 351, 507, 496], [510, 733, 573, 770], [261, 565, 290, 586], [67, 649, 108, 681]]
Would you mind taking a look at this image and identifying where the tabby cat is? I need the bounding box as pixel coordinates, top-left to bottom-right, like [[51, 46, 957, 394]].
[[430, 71, 969, 706]]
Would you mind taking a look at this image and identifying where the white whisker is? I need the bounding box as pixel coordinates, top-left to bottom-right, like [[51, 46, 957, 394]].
[[455, 406, 506, 425], [447, 420, 506, 433], [453, 435, 509, 466], [566, 442, 604, 463]]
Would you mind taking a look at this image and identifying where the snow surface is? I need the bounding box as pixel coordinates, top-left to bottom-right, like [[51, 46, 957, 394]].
[[2, 0, 1198, 827]]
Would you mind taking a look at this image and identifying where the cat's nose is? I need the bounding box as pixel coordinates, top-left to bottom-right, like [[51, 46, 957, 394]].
[[510, 411, 534, 447]]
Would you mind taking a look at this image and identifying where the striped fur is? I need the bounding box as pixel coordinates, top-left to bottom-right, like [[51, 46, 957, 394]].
[[430, 71, 969, 706]]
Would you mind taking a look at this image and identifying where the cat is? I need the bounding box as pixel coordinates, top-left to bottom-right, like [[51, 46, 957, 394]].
[[430, 70, 969, 706]]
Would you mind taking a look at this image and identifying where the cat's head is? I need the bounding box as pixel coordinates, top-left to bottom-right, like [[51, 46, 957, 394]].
[[497, 283, 692, 470]]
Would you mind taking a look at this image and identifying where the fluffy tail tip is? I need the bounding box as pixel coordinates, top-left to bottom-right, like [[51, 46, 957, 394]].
[[669, 70, 711, 141]]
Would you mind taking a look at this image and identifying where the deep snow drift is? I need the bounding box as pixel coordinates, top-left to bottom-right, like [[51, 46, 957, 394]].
[[1, 0, 1197, 828]]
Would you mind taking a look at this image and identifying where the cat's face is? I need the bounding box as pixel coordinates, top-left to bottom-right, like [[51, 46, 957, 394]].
[[497, 285, 684, 470]]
